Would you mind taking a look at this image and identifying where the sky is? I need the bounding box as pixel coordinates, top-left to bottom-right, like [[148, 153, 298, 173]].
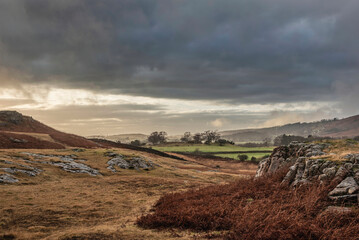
[[0, 0, 358, 136]]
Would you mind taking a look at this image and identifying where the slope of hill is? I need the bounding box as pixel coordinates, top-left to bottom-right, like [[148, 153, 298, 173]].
[[220, 115, 359, 143], [0, 111, 99, 148]]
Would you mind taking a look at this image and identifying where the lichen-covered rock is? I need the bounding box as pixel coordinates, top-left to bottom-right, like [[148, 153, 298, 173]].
[[329, 177, 359, 197], [49, 161, 100, 176], [256, 142, 327, 177], [3, 167, 40, 177], [322, 167, 337, 179], [335, 166, 349, 180], [107, 154, 155, 172], [0, 174, 18, 183]]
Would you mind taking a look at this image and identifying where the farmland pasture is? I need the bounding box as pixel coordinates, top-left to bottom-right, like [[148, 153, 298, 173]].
[[152, 144, 273, 153], [152, 144, 273, 160]]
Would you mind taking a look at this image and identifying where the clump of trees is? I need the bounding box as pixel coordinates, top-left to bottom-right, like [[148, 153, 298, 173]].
[[148, 131, 167, 145], [180, 130, 226, 145], [193, 133, 203, 144], [203, 130, 220, 144], [130, 139, 145, 146], [180, 132, 192, 143], [217, 139, 235, 146]]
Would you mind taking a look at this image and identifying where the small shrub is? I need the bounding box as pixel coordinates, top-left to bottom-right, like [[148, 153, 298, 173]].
[[130, 140, 141, 146], [193, 148, 201, 154], [238, 154, 248, 162]]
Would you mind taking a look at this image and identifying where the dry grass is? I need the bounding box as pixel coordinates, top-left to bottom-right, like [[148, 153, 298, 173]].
[[311, 139, 359, 162], [138, 168, 359, 240], [0, 148, 253, 239]]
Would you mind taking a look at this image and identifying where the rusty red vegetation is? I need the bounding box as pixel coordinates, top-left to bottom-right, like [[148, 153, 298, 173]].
[[137, 169, 359, 240], [0, 132, 65, 149], [0, 113, 99, 148]]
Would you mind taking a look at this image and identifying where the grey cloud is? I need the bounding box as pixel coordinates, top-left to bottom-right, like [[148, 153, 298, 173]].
[[0, 0, 358, 105]]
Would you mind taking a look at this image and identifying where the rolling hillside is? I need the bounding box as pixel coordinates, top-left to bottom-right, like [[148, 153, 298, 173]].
[[220, 114, 359, 143], [0, 111, 99, 149]]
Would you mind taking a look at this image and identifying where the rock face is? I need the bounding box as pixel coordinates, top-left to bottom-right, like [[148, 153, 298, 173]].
[[256, 142, 359, 204], [0, 111, 25, 125], [106, 152, 155, 172]]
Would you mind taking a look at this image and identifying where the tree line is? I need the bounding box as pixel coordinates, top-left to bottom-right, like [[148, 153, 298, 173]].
[[143, 130, 234, 145]]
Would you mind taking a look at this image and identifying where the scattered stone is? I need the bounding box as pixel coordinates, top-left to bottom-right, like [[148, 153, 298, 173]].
[[0, 159, 43, 178], [104, 151, 118, 158], [0, 174, 18, 183], [10, 137, 28, 143], [321, 206, 352, 215], [72, 148, 85, 152], [21, 152, 78, 160]]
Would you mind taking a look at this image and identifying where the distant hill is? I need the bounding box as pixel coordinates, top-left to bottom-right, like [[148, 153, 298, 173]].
[[220, 114, 359, 143], [88, 133, 148, 143], [0, 111, 99, 149]]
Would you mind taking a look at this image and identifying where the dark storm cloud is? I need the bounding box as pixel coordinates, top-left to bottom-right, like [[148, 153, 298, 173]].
[[0, 0, 358, 103]]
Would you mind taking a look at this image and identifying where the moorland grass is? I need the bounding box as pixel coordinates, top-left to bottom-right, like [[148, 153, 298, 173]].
[[138, 168, 359, 240]]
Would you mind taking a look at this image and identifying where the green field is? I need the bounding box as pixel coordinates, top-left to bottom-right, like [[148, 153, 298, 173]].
[[152, 144, 273, 161], [152, 144, 274, 153]]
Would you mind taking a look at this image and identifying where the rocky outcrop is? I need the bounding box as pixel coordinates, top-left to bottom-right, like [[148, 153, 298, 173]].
[[256, 142, 327, 178], [105, 152, 155, 172], [0, 111, 25, 125], [22, 152, 101, 176], [256, 142, 359, 203]]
